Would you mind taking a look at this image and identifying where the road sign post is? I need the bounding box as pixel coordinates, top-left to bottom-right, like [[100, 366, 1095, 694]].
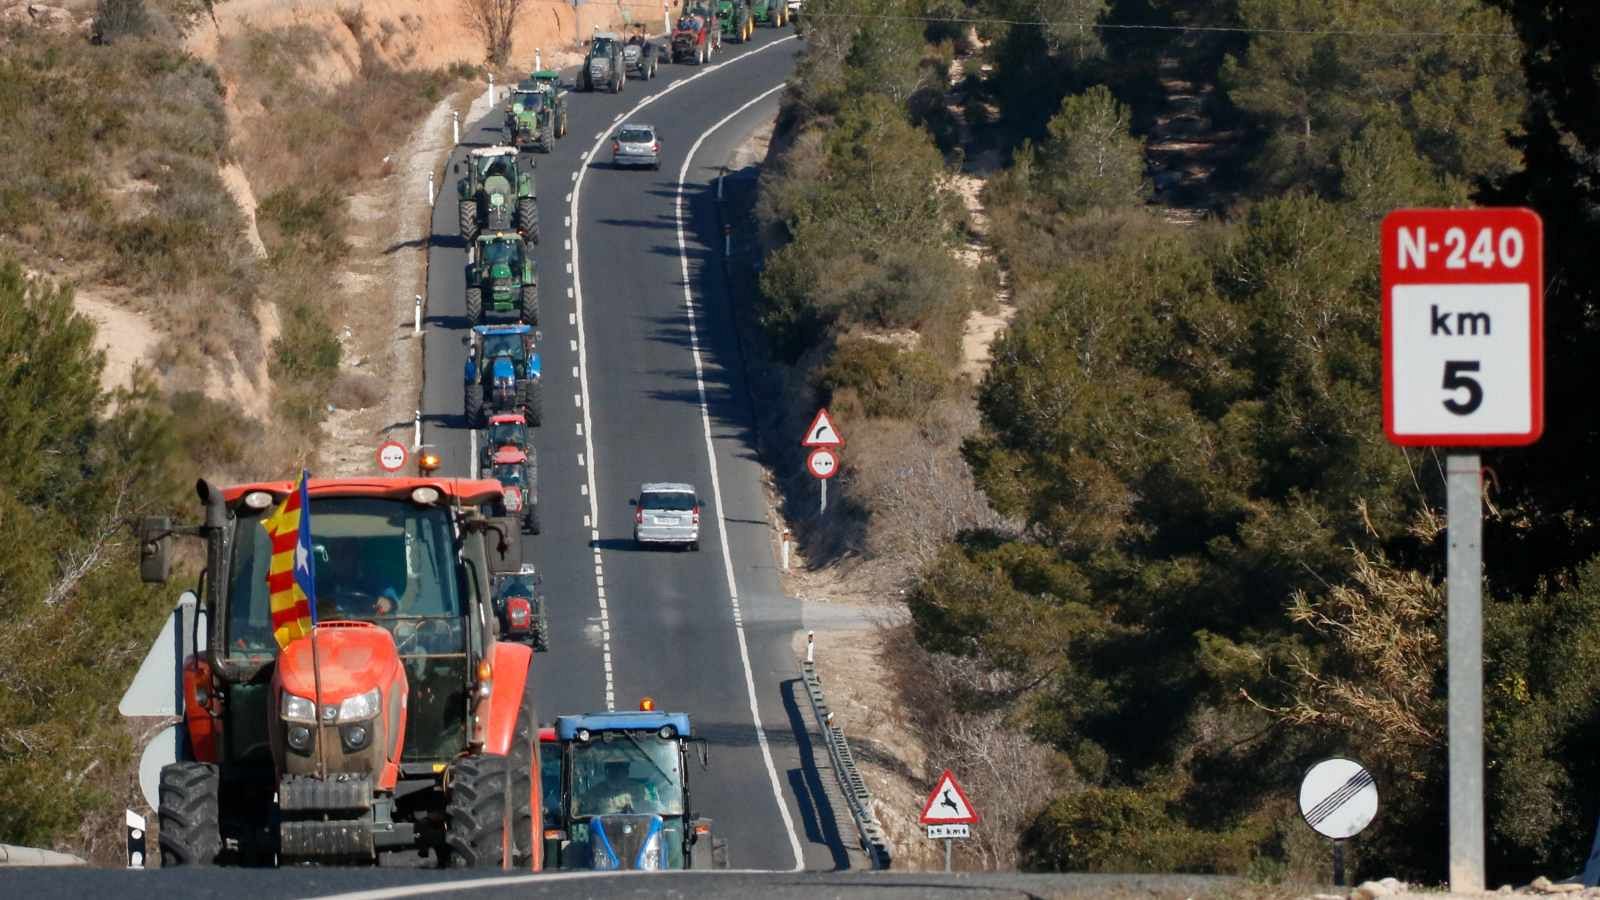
[[920, 769, 979, 873], [1381, 208, 1543, 893], [802, 409, 844, 517], [1298, 757, 1379, 887]]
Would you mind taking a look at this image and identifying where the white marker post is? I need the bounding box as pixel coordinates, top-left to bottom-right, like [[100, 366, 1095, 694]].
[[427, 171, 435, 206], [452, 110, 460, 145], [414, 294, 423, 334], [1382, 208, 1544, 893], [536, 48, 542, 71]]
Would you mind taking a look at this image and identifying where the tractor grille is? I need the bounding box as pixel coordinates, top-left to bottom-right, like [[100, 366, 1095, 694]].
[[279, 774, 374, 813], [492, 277, 516, 296]]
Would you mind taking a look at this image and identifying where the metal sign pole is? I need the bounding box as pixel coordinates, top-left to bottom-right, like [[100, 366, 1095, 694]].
[[1332, 840, 1345, 888], [1447, 451, 1485, 893], [944, 837, 952, 873], [819, 477, 827, 516]]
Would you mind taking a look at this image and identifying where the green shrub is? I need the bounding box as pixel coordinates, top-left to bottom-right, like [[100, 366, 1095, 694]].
[[818, 339, 952, 419]]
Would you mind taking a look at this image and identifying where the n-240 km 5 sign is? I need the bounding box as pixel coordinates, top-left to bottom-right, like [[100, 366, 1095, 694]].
[[1381, 207, 1543, 447]]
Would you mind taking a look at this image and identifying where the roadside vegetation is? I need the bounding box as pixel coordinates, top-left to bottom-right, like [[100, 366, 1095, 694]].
[[0, 0, 470, 862], [763, 0, 1600, 883]]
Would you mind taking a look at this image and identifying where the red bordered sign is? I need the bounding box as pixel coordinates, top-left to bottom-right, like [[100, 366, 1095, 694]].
[[919, 769, 979, 825], [1381, 208, 1543, 447], [806, 447, 838, 480], [375, 440, 409, 473]]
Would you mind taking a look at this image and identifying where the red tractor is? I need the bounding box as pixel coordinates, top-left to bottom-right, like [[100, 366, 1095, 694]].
[[670, 6, 720, 64], [137, 477, 546, 868]]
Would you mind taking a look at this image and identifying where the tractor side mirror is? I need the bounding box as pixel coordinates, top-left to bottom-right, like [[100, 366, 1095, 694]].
[[628, 498, 637, 506], [138, 516, 173, 584], [454, 162, 462, 174]]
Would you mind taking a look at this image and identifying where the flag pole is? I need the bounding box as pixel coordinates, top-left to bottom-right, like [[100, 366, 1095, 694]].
[[302, 471, 328, 780]]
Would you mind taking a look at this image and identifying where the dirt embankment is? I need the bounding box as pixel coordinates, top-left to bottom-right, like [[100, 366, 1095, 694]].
[[187, 0, 678, 72]]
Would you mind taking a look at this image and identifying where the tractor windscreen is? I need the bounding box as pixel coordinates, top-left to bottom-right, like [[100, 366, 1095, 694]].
[[592, 37, 615, 52], [225, 497, 472, 760], [492, 463, 524, 486], [513, 91, 543, 111], [482, 332, 524, 359], [486, 422, 527, 448], [483, 240, 521, 268], [570, 733, 685, 817]]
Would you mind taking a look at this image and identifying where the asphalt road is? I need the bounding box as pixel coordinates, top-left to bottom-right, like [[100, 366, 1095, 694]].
[[420, 29, 839, 872]]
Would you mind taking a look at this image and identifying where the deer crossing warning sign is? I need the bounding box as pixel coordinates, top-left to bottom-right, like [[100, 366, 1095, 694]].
[[919, 769, 979, 825]]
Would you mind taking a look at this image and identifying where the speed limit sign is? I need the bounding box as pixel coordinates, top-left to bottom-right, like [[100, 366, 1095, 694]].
[[1382, 208, 1543, 447]]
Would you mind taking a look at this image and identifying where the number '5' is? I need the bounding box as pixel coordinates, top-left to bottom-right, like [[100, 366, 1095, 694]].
[[1442, 361, 1483, 415]]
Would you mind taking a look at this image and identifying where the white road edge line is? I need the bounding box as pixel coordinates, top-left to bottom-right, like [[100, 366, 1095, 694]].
[[674, 80, 803, 873], [570, 34, 796, 718]]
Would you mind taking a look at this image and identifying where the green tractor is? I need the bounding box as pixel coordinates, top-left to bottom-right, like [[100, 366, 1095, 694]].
[[467, 231, 538, 326], [456, 146, 538, 245], [532, 71, 569, 138], [717, 0, 753, 42], [505, 86, 555, 154], [750, 0, 787, 27]]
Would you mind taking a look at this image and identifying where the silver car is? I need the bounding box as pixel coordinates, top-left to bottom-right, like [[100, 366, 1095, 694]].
[[612, 123, 661, 170], [632, 482, 700, 550]]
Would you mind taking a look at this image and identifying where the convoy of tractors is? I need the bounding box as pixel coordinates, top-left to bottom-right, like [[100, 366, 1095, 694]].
[[135, 8, 792, 873]]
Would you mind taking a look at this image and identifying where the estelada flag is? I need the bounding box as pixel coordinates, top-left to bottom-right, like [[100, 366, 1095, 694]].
[[262, 470, 318, 650]]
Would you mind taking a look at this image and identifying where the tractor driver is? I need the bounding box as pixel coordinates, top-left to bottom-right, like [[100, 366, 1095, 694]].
[[579, 757, 658, 815], [313, 542, 403, 620]]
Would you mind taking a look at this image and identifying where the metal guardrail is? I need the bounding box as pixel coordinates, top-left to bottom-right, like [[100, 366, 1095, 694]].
[[802, 636, 892, 869]]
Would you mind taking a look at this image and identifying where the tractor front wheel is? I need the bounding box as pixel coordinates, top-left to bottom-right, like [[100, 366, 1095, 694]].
[[158, 763, 222, 867], [520, 283, 538, 326], [465, 383, 484, 426], [444, 754, 513, 867], [533, 598, 550, 652], [465, 287, 483, 325], [458, 200, 479, 242]]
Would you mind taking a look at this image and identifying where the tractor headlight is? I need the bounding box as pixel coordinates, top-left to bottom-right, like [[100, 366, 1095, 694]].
[[286, 725, 313, 753], [637, 832, 662, 870], [282, 692, 316, 724], [340, 723, 372, 752], [337, 688, 381, 722]]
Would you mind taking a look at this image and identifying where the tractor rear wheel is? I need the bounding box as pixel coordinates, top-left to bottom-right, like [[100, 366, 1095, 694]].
[[539, 122, 553, 152], [459, 200, 479, 242], [520, 283, 538, 326], [519, 379, 542, 426], [465, 287, 483, 325], [158, 762, 222, 867], [444, 754, 513, 867], [517, 198, 539, 244], [465, 383, 484, 427]]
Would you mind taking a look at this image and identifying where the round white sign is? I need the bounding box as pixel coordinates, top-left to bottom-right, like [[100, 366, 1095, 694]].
[[1298, 757, 1378, 840], [806, 447, 838, 480], [376, 440, 409, 473]]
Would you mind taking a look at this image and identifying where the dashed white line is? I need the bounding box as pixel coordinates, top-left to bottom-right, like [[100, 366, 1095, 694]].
[[575, 423, 583, 436], [571, 365, 579, 378], [564, 239, 571, 251], [569, 339, 578, 351], [567, 288, 574, 299], [565, 263, 572, 274], [580, 484, 588, 496], [573, 393, 582, 407], [577, 453, 585, 467], [672, 78, 804, 871]]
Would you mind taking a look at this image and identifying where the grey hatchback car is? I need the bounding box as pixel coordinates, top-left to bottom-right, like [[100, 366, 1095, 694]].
[[612, 123, 660, 170], [632, 482, 700, 550]]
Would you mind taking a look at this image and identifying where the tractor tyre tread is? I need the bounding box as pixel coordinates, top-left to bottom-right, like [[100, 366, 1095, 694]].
[[444, 754, 512, 867], [157, 762, 222, 867], [465, 383, 484, 427], [466, 287, 483, 325], [519, 379, 543, 427], [459, 200, 479, 242], [507, 660, 539, 868], [520, 283, 538, 326], [518, 199, 539, 245]]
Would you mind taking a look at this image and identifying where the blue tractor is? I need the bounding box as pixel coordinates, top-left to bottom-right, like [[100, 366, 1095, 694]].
[[544, 705, 729, 870], [465, 324, 542, 428]]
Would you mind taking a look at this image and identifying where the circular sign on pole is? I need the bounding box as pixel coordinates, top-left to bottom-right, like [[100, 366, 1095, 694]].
[[376, 440, 409, 474], [806, 447, 838, 480], [1298, 757, 1379, 840]]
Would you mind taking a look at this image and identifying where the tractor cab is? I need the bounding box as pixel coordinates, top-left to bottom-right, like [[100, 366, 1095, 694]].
[[135, 478, 546, 868], [481, 412, 531, 469], [546, 705, 728, 870], [509, 88, 545, 114]]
